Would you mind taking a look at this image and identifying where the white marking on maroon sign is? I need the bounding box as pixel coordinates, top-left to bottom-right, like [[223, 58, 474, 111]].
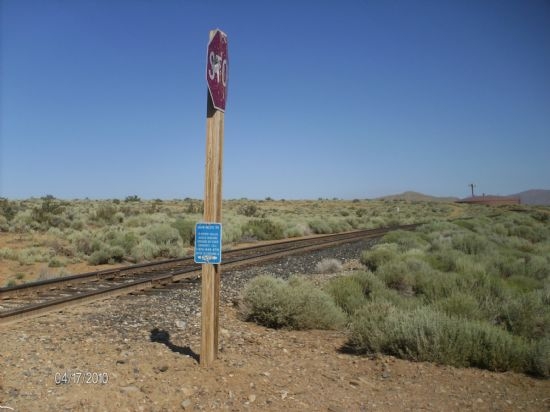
[[206, 30, 228, 111]]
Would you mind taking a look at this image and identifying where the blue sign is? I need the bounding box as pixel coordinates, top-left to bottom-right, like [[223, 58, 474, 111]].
[[194, 223, 222, 264]]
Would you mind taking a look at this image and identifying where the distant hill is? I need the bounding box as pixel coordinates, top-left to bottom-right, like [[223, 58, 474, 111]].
[[376, 191, 459, 203], [511, 189, 550, 206]]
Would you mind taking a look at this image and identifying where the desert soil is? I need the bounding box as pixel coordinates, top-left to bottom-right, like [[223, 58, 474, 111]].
[[1, 241, 549, 411]]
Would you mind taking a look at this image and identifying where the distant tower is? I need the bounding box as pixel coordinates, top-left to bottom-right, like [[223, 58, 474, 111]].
[[469, 183, 476, 197]]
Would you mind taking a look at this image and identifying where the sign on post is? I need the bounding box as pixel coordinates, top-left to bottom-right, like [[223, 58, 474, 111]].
[[201, 29, 227, 367], [206, 30, 228, 112], [194, 223, 222, 264]]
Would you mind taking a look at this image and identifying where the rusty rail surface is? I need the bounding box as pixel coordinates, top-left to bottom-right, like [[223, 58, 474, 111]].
[[0, 225, 417, 325]]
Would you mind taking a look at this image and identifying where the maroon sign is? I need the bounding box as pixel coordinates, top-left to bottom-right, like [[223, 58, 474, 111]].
[[206, 30, 228, 112]]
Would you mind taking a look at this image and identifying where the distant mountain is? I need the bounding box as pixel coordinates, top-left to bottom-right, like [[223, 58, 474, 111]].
[[376, 191, 459, 203], [511, 190, 550, 206]]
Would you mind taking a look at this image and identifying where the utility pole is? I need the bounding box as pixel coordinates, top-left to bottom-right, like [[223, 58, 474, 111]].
[[469, 183, 476, 197]]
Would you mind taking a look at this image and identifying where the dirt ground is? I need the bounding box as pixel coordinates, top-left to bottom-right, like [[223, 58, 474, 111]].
[[1, 301, 549, 412]]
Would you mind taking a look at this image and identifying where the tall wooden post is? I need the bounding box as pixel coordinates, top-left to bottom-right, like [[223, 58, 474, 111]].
[[201, 29, 228, 366]]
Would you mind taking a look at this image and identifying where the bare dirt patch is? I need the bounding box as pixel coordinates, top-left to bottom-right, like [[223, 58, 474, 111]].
[[1, 300, 548, 411]]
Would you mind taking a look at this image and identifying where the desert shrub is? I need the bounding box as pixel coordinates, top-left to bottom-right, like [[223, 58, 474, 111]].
[[221, 222, 243, 244], [348, 304, 529, 372], [385, 217, 401, 227], [172, 218, 196, 246], [455, 272, 509, 318], [325, 272, 382, 315], [124, 195, 141, 202], [329, 218, 353, 232], [433, 292, 482, 320], [346, 300, 396, 353], [306, 217, 351, 234], [426, 247, 469, 273], [287, 277, 347, 330], [349, 210, 550, 376], [239, 275, 346, 330], [453, 254, 486, 277], [366, 216, 388, 229], [29, 196, 68, 229], [131, 239, 159, 261], [0, 197, 17, 221], [185, 200, 203, 214], [0, 248, 18, 261], [108, 230, 139, 254], [120, 204, 141, 217], [283, 222, 311, 238], [88, 245, 125, 265], [308, 219, 332, 234], [419, 220, 458, 236], [376, 260, 415, 295], [18, 248, 49, 265], [500, 235, 535, 253], [491, 223, 508, 236], [505, 275, 543, 292], [487, 253, 527, 279], [0, 215, 8, 231], [524, 255, 550, 281], [498, 290, 550, 340], [237, 203, 259, 217], [454, 218, 481, 232], [70, 219, 84, 231], [380, 230, 428, 252], [241, 219, 284, 241], [48, 257, 65, 268], [451, 233, 488, 255], [94, 204, 117, 223], [145, 224, 182, 255], [413, 270, 458, 302], [315, 258, 343, 274], [528, 337, 550, 377], [124, 215, 149, 228], [376, 257, 435, 297], [360, 243, 399, 271], [530, 210, 549, 223], [11, 209, 38, 232], [46, 227, 64, 237], [345, 217, 361, 229], [508, 224, 546, 243], [69, 230, 95, 256]]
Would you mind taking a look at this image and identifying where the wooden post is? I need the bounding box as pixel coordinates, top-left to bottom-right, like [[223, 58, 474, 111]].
[[201, 29, 227, 366]]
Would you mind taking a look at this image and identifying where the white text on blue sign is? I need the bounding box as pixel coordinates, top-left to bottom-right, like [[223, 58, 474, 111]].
[[194, 223, 222, 264]]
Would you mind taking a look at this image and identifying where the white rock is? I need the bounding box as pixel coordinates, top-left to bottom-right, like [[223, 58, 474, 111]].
[[181, 386, 195, 397]]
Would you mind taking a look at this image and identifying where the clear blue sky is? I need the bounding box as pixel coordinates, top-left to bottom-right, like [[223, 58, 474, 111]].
[[1, 0, 549, 200]]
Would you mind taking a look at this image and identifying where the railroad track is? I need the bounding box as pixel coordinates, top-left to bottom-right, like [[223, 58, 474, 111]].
[[0, 225, 417, 326]]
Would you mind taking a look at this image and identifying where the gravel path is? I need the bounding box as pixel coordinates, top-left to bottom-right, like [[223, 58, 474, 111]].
[[76, 238, 375, 351]]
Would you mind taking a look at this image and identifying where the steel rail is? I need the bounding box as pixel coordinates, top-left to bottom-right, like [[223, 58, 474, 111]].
[[1, 227, 411, 298], [0, 225, 417, 325]]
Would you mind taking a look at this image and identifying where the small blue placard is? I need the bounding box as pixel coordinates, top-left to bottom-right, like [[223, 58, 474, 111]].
[[194, 223, 222, 264]]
